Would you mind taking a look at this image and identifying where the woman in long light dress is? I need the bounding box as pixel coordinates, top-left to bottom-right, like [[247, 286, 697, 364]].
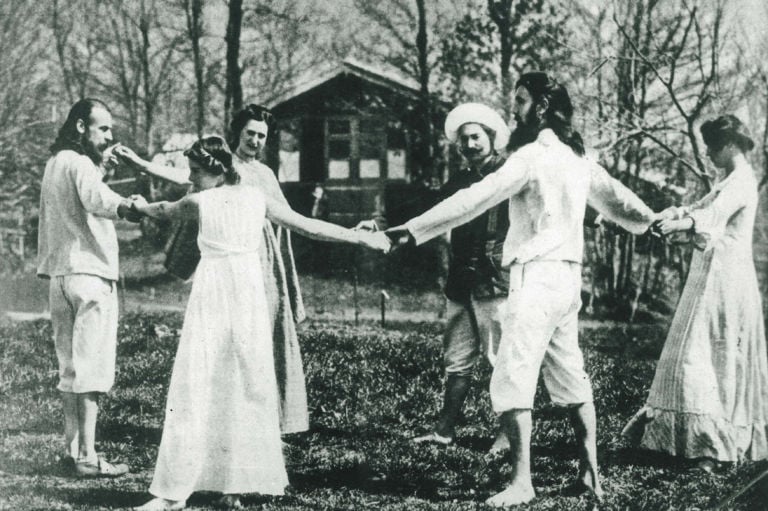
[[228, 105, 308, 435], [117, 106, 310, 435], [623, 115, 768, 469], [132, 137, 388, 511]]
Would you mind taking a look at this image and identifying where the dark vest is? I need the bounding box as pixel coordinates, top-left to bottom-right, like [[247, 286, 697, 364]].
[[441, 153, 510, 302]]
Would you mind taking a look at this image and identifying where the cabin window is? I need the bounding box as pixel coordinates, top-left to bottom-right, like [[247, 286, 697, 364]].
[[324, 116, 388, 181], [278, 124, 300, 182], [359, 118, 382, 179], [387, 124, 407, 180], [326, 118, 352, 179]]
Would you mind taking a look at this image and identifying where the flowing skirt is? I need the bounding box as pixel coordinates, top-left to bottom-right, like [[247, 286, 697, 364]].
[[149, 253, 288, 500], [623, 250, 768, 462]]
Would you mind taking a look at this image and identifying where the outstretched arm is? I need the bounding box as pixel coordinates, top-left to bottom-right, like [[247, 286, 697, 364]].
[[114, 145, 191, 186], [405, 154, 530, 245], [134, 194, 199, 222], [265, 197, 390, 251], [587, 161, 656, 234]]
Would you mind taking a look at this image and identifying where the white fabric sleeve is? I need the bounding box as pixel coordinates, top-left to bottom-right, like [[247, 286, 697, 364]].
[[587, 160, 655, 235], [687, 176, 746, 250], [405, 154, 530, 245], [72, 158, 124, 220]]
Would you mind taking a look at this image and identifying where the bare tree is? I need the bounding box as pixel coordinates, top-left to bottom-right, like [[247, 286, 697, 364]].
[[91, 0, 184, 152], [224, 0, 244, 128], [241, 1, 335, 106], [611, 0, 729, 191], [0, 0, 55, 221], [488, 0, 571, 117], [349, 0, 464, 180], [182, 0, 205, 137], [570, 0, 737, 317], [49, 0, 106, 103]]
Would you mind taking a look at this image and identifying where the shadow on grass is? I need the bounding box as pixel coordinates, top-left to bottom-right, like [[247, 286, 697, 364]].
[[0, 457, 71, 477], [289, 467, 445, 502], [605, 446, 689, 471], [99, 419, 163, 447], [61, 487, 148, 509], [122, 272, 179, 290]]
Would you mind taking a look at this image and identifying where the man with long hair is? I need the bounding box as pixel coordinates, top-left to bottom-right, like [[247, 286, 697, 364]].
[[387, 72, 658, 506], [38, 98, 142, 477]]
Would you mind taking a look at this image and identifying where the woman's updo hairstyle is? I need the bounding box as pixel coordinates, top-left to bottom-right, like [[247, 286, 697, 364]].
[[700, 115, 755, 153], [184, 136, 241, 185]]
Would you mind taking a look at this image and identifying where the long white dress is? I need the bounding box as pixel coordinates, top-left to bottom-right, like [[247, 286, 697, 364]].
[[623, 161, 768, 462], [234, 156, 309, 434], [149, 185, 288, 501]]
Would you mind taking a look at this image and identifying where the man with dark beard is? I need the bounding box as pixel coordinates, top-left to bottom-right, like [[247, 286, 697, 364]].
[[38, 98, 143, 477], [387, 73, 658, 506]]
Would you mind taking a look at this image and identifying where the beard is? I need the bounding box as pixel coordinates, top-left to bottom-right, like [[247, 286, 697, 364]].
[[507, 108, 540, 153], [82, 135, 106, 165]]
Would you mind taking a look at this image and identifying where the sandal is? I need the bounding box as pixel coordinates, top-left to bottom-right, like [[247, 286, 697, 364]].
[[75, 455, 129, 478]]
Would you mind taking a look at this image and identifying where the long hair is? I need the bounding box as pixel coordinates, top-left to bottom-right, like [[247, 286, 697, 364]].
[[700, 114, 755, 153], [227, 104, 274, 150], [50, 98, 110, 164], [184, 136, 240, 185], [511, 72, 585, 156]]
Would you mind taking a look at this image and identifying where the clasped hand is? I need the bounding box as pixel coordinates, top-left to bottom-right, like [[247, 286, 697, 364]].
[[649, 207, 693, 237], [353, 220, 412, 253], [121, 194, 148, 223]]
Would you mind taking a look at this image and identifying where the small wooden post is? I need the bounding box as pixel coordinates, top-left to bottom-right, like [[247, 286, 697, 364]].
[[380, 290, 389, 327], [353, 265, 359, 326]]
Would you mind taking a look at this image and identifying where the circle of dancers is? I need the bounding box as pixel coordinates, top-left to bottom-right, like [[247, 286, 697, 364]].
[[36, 71, 768, 509]]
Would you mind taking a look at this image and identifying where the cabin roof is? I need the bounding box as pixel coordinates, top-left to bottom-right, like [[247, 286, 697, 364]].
[[266, 58, 421, 109]]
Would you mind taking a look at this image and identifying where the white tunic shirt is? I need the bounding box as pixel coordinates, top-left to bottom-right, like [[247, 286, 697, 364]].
[[407, 129, 655, 265], [37, 150, 124, 280]]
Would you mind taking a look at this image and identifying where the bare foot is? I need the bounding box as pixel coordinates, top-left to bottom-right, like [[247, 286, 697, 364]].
[[488, 431, 510, 455], [216, 494, 243, 509], [133, 498, 186, 511], [573, 468, 603, 502], [695, 458, 726, 474], [564, 479, 604, 502], [485, 482, 535, 507]]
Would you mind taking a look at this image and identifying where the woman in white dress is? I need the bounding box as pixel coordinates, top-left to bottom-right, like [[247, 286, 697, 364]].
[[132, 137, 389, 510], [623, 115, 768, 470]]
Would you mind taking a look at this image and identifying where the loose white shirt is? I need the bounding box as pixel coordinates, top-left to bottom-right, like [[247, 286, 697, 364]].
[[407, 129, 655, 265], [37, 150, 124, 280]]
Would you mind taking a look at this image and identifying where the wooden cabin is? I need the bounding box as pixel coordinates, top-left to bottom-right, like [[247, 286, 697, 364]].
[[265, 59, 448, 227]]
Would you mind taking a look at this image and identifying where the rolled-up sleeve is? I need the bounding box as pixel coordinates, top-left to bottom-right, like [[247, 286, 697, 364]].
[[406, 154, 530, 245], [72, 161, 124, 220], [587, 160, 655, 235]]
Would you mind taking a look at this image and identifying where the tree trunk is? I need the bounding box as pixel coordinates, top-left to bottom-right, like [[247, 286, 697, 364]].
[[51, 0, 75, 103], [488, 0, 513, 118], [414, 0, 433, 181], [185, 0, 205, 137], [224, 0, 244, 129], [139, 7, 154, 153]]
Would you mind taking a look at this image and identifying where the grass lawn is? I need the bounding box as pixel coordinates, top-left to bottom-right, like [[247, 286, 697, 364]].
[[2, 313, 767, 510]]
